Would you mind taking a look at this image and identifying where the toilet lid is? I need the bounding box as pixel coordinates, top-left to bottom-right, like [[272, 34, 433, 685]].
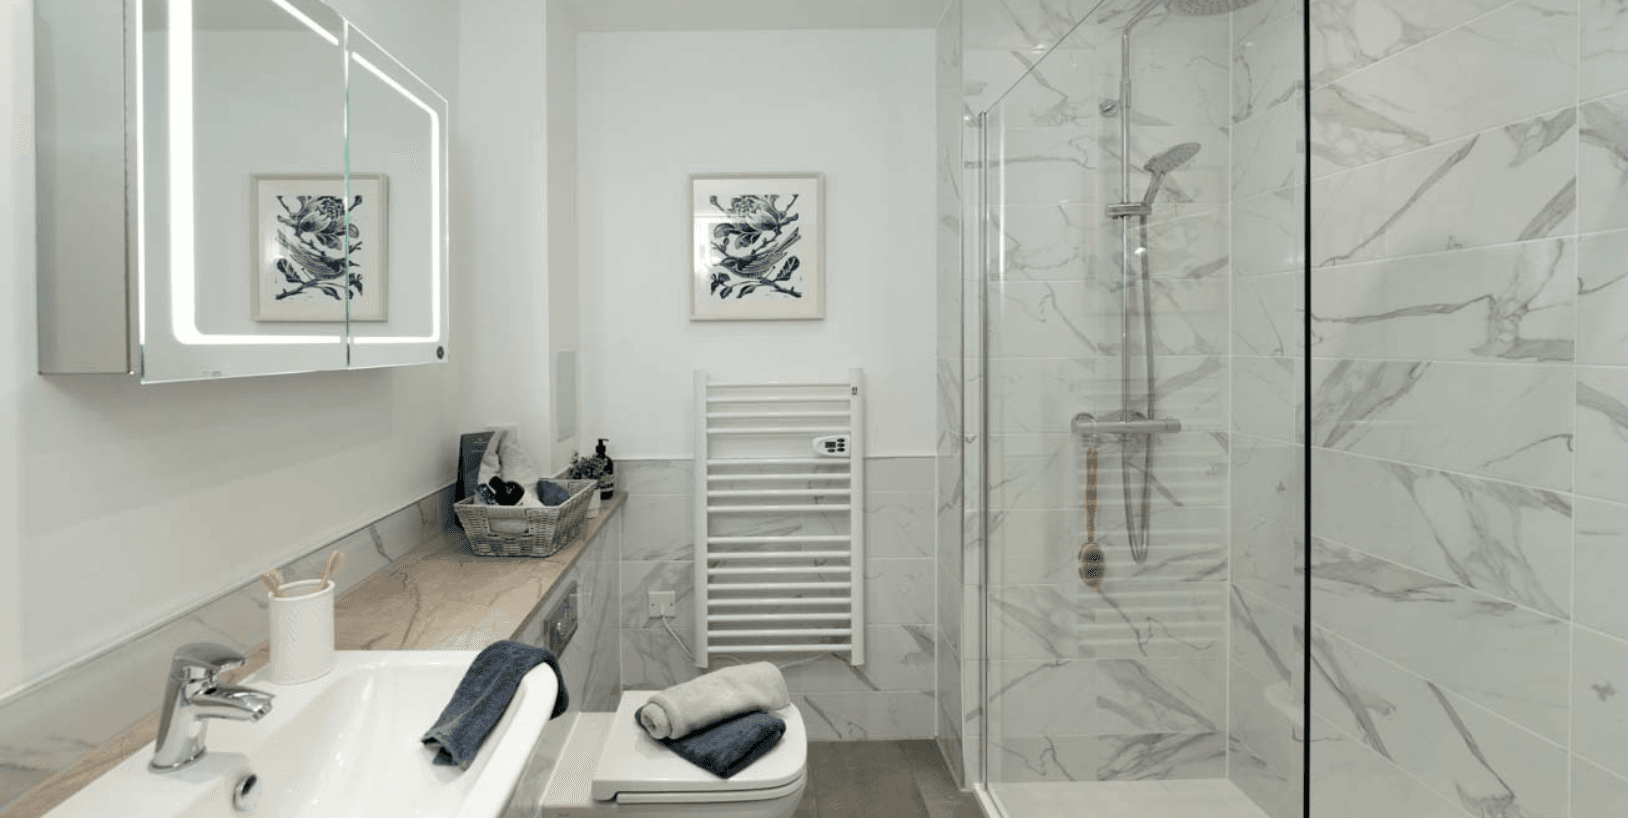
[[590, 690, 807, 802]]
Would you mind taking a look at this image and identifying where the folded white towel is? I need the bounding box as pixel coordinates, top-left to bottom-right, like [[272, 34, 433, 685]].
[[637, 662, 790, 741]]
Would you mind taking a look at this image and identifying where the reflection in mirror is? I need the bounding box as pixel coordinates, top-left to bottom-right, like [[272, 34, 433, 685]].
[[140, 0, 351, 381], [343, 25, 448, 369]]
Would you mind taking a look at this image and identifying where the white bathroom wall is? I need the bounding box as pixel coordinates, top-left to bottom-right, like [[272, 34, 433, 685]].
[[0, 0, 462, 694], [546, 1, 582, 467], [456, 0, 583, 472], [455, 0, 553, 461], [1, 0, 32, 690], [576, 29, 938, 459]]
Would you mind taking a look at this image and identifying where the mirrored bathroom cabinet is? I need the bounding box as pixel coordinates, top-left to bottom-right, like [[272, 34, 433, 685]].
[[35, 0, 449, 382]]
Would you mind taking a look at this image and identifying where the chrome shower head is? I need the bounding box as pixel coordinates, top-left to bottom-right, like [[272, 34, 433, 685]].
[[1139, 142, 1202, 206], [1169, 0, 1262, 14], [1143, 142, 1202, 175]]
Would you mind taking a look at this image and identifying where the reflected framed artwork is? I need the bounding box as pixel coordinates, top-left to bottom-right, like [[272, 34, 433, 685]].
[[251, 173, 389, 322], [691, 173, 824, 321]]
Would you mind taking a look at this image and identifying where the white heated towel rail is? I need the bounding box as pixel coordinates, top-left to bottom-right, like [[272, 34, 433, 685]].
[[692, 369, 866, 667]]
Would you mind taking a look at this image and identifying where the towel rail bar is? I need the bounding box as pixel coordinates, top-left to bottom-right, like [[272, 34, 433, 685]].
[[707, 597, 852, 608], [709, 581, 851, 592], [708, 380, 847, 389], [706, 551, 852, 561], [707, 473, 851, 483], [709, 628, 853, 639], [707, 489, 850, 500], [709, 426, 850, 436], [708, 613, 851, 623], [708, 565, 850, 576], [707, 411, 850, 420], [708, 504, 851, 514], [708, 644, 852, 654], [707, 458, 849, 468], [708, 535, 851, 545], [696, 369, 865, 668]]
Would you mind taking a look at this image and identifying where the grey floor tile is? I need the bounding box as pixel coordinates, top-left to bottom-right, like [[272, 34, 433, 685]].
[[801, 740, 981, 818]]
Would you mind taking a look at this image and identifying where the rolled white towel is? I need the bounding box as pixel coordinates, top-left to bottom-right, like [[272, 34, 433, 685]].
[[637, 662, 790, 740]]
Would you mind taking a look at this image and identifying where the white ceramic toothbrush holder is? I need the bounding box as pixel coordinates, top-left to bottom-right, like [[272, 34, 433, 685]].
[[268, 579, 335, 684]]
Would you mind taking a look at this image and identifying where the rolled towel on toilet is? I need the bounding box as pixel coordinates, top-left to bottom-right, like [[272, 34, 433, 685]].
[[636, 662, 789, 741]]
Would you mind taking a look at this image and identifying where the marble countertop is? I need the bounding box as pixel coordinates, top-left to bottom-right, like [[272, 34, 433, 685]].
[[4, 495, 625, 818]]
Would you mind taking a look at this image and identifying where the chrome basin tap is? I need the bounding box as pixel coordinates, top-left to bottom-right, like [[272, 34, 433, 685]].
[[150, 643, 274, 772]]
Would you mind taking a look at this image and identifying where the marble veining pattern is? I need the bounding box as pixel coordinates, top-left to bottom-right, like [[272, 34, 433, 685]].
[[1583, 0, 1628, 100], [1306, 1, 1628, 814], [1571, 626, 1628, 781], [1313, 108, 1578, 268], [1311, 359, 1574, 491], [1310, 0, 1578, 175], [1579, 90, 1628, 234], [1309, 0, 1517, 87], [1311, 627, 1569, 818], [1576, 366, 1628, 504], [1312, 448, 1572, 618], [1312, 239, 1576, 363], [1574, 497, 1628, 642], [1311, 537, 1569, 742], [1578, 228, 1628, 364]]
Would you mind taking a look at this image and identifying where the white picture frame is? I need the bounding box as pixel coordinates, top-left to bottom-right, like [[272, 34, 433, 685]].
[[691, 173, 824, 321], [251, 173, 389, 322]]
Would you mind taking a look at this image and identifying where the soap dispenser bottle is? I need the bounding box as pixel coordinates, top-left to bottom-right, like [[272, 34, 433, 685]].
[[596, 438, 615, 500]]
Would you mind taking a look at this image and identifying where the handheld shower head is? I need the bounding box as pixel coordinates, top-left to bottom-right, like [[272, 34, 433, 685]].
[[1140, 142, 1202, 205], [1144, 142, 1202, 175]]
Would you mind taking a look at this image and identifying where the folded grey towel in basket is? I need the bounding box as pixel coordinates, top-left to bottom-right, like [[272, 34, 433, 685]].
[[636, 662, 789, 741]]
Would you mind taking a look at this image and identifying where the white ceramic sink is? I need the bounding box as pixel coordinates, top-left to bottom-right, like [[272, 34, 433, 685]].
[[47, 651, 558, 818]]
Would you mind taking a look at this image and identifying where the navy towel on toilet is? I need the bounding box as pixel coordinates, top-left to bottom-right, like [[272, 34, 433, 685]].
[[646, 709, 787, 779], [421, 641, 569, 770]]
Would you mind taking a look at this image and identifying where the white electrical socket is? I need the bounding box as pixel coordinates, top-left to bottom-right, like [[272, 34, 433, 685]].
[[647, 590, 676, 618]]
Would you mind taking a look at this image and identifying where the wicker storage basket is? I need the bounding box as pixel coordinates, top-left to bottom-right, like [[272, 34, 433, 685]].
[[454, 478, 597, 557]]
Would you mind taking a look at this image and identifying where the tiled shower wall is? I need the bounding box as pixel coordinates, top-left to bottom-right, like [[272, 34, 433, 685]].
[[613, 458, 938, 741], [1226, 0, 1305, 816], [969, 1, 1235, 784], [1309, 1, 1628, 815]]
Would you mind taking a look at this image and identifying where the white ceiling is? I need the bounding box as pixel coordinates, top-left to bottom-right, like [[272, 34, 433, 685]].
[[565, 0, 950, 32]]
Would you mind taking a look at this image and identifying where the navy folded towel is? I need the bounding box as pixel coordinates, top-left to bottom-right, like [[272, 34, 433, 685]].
[[536, 479, 572, 507], [648, 709, 786, 779], [422, 641, 569, 770]]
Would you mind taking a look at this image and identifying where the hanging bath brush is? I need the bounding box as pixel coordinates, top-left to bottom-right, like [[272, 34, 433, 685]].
[[1079, 442, 1105, 589]]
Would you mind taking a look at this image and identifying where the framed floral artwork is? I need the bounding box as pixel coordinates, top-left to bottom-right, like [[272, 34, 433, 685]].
[[691, 173, 824, 321], [250, 173, 389, 322]]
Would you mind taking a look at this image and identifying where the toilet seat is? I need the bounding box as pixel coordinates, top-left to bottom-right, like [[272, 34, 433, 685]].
[[590, 690, 808, 805]]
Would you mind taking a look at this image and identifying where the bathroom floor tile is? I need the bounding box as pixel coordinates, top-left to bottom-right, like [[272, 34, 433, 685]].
[[802, 740, 981, 818]]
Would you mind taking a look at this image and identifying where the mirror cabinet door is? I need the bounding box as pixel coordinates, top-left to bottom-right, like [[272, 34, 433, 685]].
[[138, 0, 351, 382], [342, 25, 449, 369]]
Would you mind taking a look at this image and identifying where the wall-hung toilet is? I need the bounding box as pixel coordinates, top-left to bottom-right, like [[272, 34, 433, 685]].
[[528, 690, 808, 818]]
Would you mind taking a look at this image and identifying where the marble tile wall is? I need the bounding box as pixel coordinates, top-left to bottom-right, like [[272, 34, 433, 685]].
[[971, 0, 1236, 787], [0, 486, 457, 812], [1228, 1, 1305, 816], [613, 458, 939, 741], [1309, 0, 1628, 815]]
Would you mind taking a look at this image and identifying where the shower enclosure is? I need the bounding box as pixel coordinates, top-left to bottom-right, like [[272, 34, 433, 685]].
[[941, 0, 1307, 815]]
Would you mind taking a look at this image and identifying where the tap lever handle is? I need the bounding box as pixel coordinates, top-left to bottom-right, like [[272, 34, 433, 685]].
[[170, 643, 245, 680]]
